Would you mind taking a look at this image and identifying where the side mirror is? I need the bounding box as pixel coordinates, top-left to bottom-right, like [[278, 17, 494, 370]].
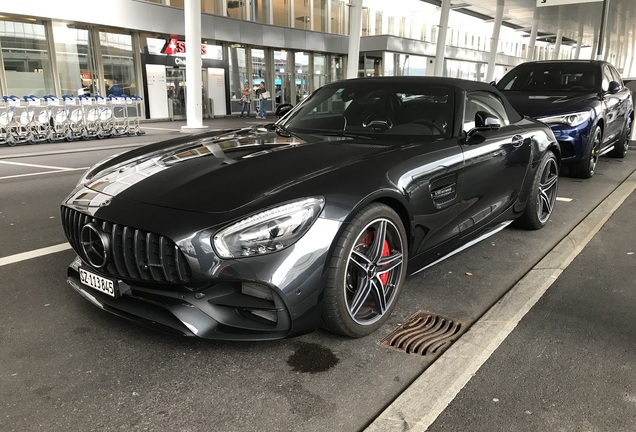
[[475, 110, 501, 130], [608, 81, 621, 94], [275, 103, 294, 118]]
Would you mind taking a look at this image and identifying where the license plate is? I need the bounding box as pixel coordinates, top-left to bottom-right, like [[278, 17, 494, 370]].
[[79, 268, 117, 297]]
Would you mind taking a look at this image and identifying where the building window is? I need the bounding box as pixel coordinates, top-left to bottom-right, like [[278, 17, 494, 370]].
[[273, 0, 291, 27], [330, 0, 345, 34], [294, 0, 310, 30], [228, 44, 247, 111], [0, 20, 55, 97], [100, 31, 137, 97], [313, 54, 327, 92], [295, 51, 309, 101], [52, 23, 97, 97], [313, 0, 328, 32], [274, 49, 292, 105]]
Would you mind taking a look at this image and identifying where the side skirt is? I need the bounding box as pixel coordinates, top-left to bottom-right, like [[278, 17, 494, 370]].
[[410, 220, 513, 276]]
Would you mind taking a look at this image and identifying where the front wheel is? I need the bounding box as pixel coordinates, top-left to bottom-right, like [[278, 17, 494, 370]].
[[570, 126, 601, 179], [322, 204, 407, 337], [515, 150, 559, 230]]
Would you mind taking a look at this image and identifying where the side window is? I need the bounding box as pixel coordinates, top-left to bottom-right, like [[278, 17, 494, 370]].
[[463, 91, 510, 131], [602, 65, 613, 91], [609, 66, 623, 86]]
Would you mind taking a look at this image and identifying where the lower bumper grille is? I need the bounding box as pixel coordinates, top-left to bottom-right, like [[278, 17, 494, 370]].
[[61, 206, 191, 284]]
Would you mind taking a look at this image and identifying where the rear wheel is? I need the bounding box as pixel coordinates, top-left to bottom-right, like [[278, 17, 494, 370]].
[[608, 116, 633, 158], [570, 126, 601, 179], [322, 204, 407, 337], [515, 150, 559, 230]]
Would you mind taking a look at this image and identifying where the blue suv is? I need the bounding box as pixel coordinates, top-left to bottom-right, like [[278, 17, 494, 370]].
[[497, 60, 633, 178]]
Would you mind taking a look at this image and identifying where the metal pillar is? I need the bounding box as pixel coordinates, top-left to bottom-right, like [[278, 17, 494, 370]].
[[527, 9, 539, 61], [346, 0, 363, 79], [552, 28, 564, 60], [181, 0, 207, 133], [433, 0, 452, 77], [486, 0, 504, 82], [596, 0, 610, 60], [574, 21, 584, 59]]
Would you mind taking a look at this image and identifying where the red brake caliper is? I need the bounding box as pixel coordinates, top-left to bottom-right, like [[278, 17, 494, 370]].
[[379, 240, 390, 285], [362, 231, 390, 285]]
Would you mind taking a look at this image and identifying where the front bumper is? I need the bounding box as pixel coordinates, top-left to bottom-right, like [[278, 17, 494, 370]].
[[68, 256, 294, 340], [546, 120, 593, 164]]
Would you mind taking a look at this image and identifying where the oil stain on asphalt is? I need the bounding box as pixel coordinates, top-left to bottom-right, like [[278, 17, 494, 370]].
[[287, 342, 339, 373]]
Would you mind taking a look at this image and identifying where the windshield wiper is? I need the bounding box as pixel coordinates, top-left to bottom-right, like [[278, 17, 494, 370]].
[[273, 124, 296, 137], [322, 131, 373, 140]]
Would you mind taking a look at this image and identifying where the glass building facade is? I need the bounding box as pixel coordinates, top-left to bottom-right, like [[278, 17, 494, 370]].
[[0, 0, 611, 120]]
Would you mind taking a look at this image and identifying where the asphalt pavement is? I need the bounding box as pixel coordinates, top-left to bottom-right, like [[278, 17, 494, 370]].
[[1, 116, 635, 431]]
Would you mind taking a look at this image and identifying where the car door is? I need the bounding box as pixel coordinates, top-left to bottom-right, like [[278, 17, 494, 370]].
[[601, 64, 624, 145], [456, 90, 532, 237], [609, 65, 632, 135]]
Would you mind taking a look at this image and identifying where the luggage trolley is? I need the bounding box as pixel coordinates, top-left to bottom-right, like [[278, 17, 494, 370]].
[[128, 95, 145, 136], [78, 94, 101, 139], [62, 94, 85, 141], [1, 95, 30, 146], [107, 95, 128, 137], [23, 95, 50, 144], [0, 95, 19, 146], [44, 95, 72, 142]]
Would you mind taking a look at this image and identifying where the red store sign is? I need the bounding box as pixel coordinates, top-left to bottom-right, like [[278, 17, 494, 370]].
[[161, 36, 207, 56]]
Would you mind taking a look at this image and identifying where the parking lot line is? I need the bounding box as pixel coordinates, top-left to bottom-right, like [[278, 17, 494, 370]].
[[0, 160, 79, 171], [364, 168, 636, 432], [0, 168, 88, 181], [0, 243, 72, 267]]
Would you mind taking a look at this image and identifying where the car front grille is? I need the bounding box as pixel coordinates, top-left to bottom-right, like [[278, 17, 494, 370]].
[[61, 206, 191, 284]]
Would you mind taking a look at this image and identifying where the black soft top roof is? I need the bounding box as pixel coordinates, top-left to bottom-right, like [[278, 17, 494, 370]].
[[324, 76, 523, 123]]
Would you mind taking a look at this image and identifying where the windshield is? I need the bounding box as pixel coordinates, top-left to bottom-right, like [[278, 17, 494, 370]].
[[279, 81, 455, 140], [497, 63, 600, 93]]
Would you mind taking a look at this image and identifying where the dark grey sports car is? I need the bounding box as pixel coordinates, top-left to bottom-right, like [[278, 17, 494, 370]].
[[61, 77, 560, 341]]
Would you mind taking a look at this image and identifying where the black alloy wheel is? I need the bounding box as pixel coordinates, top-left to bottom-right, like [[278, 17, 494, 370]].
[[322, 204, 407, 337], [515, 150, 559, 230], [571, 126, 602, 179]]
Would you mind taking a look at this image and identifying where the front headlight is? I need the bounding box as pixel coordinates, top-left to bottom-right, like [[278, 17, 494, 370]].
[[213, 197, 325, 258], [76, 152, 125, 187], [537, 111, 592, 127]]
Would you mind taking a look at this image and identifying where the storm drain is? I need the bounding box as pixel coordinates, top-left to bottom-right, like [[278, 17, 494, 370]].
[[380, 311, 466, 356]]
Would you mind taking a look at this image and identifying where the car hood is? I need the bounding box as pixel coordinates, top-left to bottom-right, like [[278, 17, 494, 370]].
[[81, 128, 400, 213], [501, 91, 597, 118]]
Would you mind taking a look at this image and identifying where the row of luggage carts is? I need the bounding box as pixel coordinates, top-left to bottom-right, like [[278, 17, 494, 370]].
[[0, 94, 145, 146]]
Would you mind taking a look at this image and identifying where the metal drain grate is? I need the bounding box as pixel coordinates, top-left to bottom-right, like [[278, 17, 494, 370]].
[[380, 311, 466, 356]]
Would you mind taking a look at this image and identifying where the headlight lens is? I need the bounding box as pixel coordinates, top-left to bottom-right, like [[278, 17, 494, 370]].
[[213, 197, 325, 258], [75, 152, 124, 187], [538, 111, 592, 127]]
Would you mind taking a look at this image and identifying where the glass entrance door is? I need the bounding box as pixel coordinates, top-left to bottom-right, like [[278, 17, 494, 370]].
[[166, 68, 186, 120], [275, 73, 293, 105]]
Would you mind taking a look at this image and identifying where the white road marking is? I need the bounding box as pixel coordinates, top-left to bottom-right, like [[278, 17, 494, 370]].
[[365, 169, 636, 432], [140, 126, 182, 132], [0, 167, 88, 180], [556, 197, 573, 202], [0, 160, 77, 171], [0, 243, 72, 267]]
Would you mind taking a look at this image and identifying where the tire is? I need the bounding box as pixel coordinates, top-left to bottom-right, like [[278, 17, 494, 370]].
[[608, 116, 633, 158], [322, 203, 408, 337], [570, 126, 601, 179], [515, 150, 559, 230]]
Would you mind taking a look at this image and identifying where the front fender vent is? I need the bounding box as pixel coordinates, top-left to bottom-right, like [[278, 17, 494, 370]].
[[430, 173, 458, 207]]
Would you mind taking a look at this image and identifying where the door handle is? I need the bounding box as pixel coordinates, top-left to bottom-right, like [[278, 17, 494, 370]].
[[511, 135, 524, 148]]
